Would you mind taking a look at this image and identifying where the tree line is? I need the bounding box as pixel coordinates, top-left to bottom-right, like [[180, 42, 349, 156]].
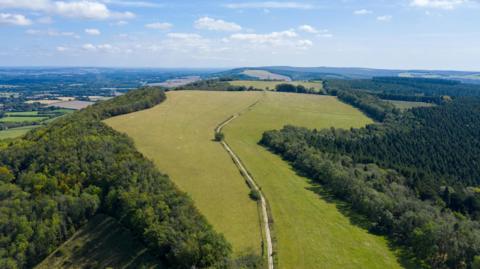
[[261, 123, 480, 269], [0, 87, 231, 268]]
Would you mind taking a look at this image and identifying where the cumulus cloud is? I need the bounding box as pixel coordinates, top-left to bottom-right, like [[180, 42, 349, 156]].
[[0, 13, 31, 25], [100, 0, 163, 8], [298, 24, 318, 34], [228, 29, 313, 50], [0, 0, 135, 20], [194, 17, 242, 32], [82, 43, 119, 52], [410, 0, 468, 9], [145, 22, 172, 30], [377, 15, 392, 21], [26, 29, 78, 37], [85, 28, 101, 35], [56, 46, 68, 52], [224, 1, 314, 9], [354, 9, 373, 15]]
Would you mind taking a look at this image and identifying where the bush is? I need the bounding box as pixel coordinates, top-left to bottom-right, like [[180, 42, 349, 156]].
[[215, 132, 225, 141], [249, 189, 261, 201]]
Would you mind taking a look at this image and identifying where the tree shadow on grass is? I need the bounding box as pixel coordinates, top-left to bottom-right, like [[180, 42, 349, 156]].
[[303, 178, 425, 269]]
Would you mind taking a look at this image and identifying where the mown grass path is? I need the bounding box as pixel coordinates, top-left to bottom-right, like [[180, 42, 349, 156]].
[[215, 94, 274, 269]]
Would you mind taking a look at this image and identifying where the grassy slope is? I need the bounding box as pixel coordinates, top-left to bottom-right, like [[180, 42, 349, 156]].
[[223, 92, 403, 269], [0, 125, 39, 139], [106, 91, 264, 255], [35, 214, 163, 269], [229, 80, 323, 92]]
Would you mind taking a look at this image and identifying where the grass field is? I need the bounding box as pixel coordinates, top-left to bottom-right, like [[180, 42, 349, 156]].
[[385, 100, 435, 110], [106, 91, 264, 255], [229, 80, 323, 92], [0, 125, 39, 139], [5, 111, 40, 116], [36, 214, 163, 269], [223, 92, 403, 269], [0, 116, 48, 123]]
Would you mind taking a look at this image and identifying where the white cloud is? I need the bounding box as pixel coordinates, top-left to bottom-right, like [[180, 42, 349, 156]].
[[145, 22, 172, 30], [101, 0, 163, 8], [297, 39, 313, 49], [194, 17, 242, 32], [56, 46, 67, 52], [354, 9, 373, 15], [37, 16, 53, 24], [377, 15, 392, 21], [82, 43, 119, 52], [298, 24, 318, 34], [224, 1, 314, 9], [82, 43, 97, 51], [229, 29, 311, 50], [85, 28, 101, 35], [410, 0, 468, 9], [26, 29, 78, 37], [0, 13, 31, 25], [0, 0, 135, 20]]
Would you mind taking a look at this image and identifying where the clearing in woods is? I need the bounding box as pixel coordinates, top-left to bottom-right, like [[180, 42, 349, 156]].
[[222, 92, 404, 269], [105, 91, 264, 255], [385, 100, 435, 110], [242, 69, 291, 81], [229, 80, 323, 92], [35, 214, 163, 269]]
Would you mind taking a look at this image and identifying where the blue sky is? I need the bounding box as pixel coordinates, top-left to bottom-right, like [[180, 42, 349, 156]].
[[0, 0, 479, 70]]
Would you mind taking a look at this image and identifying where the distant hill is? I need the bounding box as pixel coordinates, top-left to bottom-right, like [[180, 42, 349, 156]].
[[214, 66, 480, 83]]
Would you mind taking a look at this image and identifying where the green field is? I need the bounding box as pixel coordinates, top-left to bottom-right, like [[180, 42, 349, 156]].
[[385, 100, 435, 110], [5, 111, 40, 116], [0, 116, 48, 123], [35, 214, 163, 269], [0, 125, 39, 139], [223, 92, 403, 268], [106, 91, 264, 255], [229, 80, 323, 92]]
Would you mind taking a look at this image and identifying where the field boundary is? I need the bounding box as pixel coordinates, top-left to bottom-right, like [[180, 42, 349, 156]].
[[214, 93, 274, 269]]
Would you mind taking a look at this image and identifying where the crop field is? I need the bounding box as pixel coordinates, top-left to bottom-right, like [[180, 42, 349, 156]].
[[106, 91, 264, 255], [223, 92, 403, 269], [242, 69, 291, 81], [385, 100, 435, 110], [35, 214, 163, 269], [5, 111, 40, 116], [229, 80, 323, 92], [0, 125, 39, 139]]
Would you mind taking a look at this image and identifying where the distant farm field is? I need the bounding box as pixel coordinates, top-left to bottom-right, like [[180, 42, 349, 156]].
[[0, 116, 47, 123], [242, 69, 291, 81], [229, 80, 323, 92], [0, 125, 38, 139], [106, 91, 264, 255], [36, 214, 163, 269], [385, 100, 435, 110], [223, 92, 403, 269]]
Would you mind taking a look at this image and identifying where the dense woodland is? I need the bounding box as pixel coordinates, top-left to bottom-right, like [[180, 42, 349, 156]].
[[261, 92, 480, 268], [325, 77, 480, 99], [0, 88, 231, 269]]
